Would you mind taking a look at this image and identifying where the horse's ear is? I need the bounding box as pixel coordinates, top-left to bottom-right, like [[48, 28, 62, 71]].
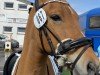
[[28, 7, 32, 14]]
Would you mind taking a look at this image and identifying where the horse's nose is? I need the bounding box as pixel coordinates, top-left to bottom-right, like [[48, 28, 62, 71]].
[[56, 39, 73, 55], [87, 62, 100, 75]]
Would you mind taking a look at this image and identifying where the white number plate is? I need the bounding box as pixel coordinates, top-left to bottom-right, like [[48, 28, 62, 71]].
[[34, 8, 47, 28]]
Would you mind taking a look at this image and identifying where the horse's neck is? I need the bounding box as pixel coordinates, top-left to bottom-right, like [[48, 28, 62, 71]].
[[15, 40, 54, 75], [15, 52, 48, 75], [15, 6, 54, 75], [15, 40, 50, 75]]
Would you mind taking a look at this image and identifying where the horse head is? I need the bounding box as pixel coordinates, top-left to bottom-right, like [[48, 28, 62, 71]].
[[15, 0, 99, 75]]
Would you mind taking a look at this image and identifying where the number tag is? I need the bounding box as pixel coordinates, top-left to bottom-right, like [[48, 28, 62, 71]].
[[34, 8, 47, 28]]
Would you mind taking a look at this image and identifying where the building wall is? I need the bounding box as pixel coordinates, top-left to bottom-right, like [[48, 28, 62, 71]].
[[0, 0, 32, 47]]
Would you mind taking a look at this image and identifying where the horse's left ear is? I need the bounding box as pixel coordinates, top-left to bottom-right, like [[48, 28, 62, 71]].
[[28, 7, 32, 14]]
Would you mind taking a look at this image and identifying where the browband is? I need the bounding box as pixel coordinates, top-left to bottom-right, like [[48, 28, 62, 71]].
[[39, 0, 69, 9]]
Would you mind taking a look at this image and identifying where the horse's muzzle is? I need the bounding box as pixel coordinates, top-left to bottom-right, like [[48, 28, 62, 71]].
[[87, 62, 100, 75]]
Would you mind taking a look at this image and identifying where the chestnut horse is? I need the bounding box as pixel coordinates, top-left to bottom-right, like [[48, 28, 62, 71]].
[[3, 0, 99, 75]]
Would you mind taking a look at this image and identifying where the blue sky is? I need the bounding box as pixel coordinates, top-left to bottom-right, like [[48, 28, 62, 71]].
[[27, 0, 100, 15], [67, 0, 100, 15]]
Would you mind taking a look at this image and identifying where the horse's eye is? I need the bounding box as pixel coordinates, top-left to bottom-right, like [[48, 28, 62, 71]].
[[50, 14, 62, 21]]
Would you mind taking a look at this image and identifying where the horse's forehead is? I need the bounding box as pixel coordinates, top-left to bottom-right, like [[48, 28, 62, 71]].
[[45, 4, 73, 17], [45, 3, 63, 11]]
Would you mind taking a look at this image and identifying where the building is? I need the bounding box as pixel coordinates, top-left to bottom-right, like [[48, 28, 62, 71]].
[[0, 0, 32, 47]]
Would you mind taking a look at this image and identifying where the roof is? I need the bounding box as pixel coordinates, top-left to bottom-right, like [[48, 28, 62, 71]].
[[79, 8, 100, 30], [87, 8, 100, 17]]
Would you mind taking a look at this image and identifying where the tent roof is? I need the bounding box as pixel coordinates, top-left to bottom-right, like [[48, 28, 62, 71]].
[[87, 8, 100, 17]]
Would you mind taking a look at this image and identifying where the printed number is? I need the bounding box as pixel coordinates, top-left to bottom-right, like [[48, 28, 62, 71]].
[[34, 8, 47, 28], [40, 10, 44, 19], [36, 10, 44, 25]]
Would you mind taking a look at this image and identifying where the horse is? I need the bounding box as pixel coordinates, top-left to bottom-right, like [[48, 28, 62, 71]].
[[3, 0, 100, 75]]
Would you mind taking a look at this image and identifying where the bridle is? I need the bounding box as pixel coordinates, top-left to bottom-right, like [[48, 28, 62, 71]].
[[35, 0, 68, 10], [35, 0, 67, 56], [34, 0, 98, 75]]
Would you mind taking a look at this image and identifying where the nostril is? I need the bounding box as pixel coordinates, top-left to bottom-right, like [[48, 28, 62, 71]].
[[88, 62, 95, 71], [87, 62, 96, 75]]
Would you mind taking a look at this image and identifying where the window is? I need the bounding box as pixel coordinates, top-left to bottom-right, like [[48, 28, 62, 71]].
[[18, 4, 27, 10], [17, 27, 25, 34], [3, 27, 12, 33], [4, 2, 14, 9], [90, 16, 100, 28]]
